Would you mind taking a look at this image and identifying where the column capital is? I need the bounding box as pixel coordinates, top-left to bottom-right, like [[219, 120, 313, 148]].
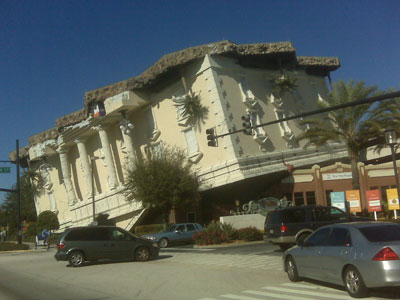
[[56, 145, 69, 154], [74, 137, 87, 144]]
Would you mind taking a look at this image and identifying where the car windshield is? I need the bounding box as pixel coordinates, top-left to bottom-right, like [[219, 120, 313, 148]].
[[359, 225, 400, 242]]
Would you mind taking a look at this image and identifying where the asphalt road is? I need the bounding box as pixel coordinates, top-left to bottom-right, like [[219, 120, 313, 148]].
[[0, 243, 399, 300]]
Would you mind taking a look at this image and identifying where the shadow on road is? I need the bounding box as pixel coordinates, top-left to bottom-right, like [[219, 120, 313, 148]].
[[302, 278, 400, 299]]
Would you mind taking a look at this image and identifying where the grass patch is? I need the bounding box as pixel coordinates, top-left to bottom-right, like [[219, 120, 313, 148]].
[[0, 242, 30, 252]]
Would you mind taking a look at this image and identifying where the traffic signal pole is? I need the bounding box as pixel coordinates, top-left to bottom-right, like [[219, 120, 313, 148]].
[[212, 91, 400, 140], [0, 140, 22, 244], [16, 140, 22, 244]]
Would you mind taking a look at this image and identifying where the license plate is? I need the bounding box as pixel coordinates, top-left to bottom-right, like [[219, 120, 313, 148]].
[[270, 229, 274, 233]]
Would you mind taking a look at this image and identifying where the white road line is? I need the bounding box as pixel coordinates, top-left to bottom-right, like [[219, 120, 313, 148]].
[[244, 289, 314, 300], [282, 282, 337, 290], [263, 286, 354, 299], [221, 294, 265, 300]]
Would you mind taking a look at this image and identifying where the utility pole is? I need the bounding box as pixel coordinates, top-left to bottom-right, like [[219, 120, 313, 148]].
[[0, 139, 22, 244], [16, 140, 22, 244]]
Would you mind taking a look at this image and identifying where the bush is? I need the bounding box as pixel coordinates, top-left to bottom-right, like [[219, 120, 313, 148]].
[[36, 211, 59, 232], [0, 242, 30, 251], [193, 222, 238, 246], [237, 227, 263, 241], [134, 224, 165, 236]]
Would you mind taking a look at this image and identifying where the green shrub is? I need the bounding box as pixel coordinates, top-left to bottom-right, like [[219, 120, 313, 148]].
[[134, 224, 165, 236], [237, 227, 263, 241], [193, 221, 238, 245], [0, 242, 30, 251], [36, 211, 59, 232]]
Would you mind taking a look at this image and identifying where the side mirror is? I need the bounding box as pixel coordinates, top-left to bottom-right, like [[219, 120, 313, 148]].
[[174, 230, 180, 234]]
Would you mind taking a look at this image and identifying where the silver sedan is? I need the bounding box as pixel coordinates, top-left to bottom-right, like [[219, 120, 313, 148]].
[[283, 222, 400, 298]]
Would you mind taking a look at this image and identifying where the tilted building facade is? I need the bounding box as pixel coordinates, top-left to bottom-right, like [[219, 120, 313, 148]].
[[21, 41, 348, 230]]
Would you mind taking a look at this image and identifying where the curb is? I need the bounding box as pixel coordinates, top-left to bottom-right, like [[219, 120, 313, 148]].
[[193, 240, 266, 249]]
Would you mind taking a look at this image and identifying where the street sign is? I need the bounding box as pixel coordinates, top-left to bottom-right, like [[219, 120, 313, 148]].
[[0, 167, 10, 173]]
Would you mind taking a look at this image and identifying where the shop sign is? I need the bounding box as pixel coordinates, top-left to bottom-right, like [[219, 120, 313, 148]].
[[346, 190, 361, 213], [331, 191, 346, 211], [366, 190, 382, 212], [387, 188, 400, 210], [322, 172, 352, 181]]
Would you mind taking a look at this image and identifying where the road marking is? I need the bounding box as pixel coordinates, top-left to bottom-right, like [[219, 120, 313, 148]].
[[262, 286, 354, 299], [221, 294, 265, 300], [282, 282, 340, 290], [244, 289, 314, 300]]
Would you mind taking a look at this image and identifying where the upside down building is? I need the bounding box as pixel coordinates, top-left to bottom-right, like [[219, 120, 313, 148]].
[[18, 41, 348, 230]]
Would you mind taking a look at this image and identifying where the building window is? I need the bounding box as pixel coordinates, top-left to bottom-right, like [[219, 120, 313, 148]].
[[275, 109, 291, 135], [145, 108, 156, 139], [325, 190, 333, 206], [183, 127, 199, 155], [306, 191, 316, 205], [294, 192, 304, 206]]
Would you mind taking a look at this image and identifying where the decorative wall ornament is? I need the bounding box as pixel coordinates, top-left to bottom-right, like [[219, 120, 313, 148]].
[[172, 91, 208, 127], [229, 197, 282, 216], [271, 75, 298, 98], [268, 93, 284, 108]]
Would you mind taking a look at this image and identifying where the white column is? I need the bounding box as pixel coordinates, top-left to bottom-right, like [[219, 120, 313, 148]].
[[120, 126, 136, 169], [75, 138, 93, 199], [96, 125, 118, 190], [39, 163, 58, 214], [57, 147, 78, 206]]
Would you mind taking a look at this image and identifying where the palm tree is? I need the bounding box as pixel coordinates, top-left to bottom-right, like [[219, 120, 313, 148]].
[[297, 80, 379, 189], [372, 86, 400, 151]]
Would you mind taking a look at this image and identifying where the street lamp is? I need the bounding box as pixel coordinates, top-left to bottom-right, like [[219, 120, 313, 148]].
[[385, 127, 399, 219]]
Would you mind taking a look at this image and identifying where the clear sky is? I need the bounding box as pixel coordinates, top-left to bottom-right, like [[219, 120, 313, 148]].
[[1, 0, 399, 203]]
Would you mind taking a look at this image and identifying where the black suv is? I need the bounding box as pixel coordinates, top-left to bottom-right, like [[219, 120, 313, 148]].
[[55, 226, 159, 267], [263, 205, 369, 250]]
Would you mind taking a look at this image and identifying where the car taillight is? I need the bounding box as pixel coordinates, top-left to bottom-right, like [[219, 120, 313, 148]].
[[280, 225, 289, 233], [372, 247, 399, 261], [57, 242, 65, 250]]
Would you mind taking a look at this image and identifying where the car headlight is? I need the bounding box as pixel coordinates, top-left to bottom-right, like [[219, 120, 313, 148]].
[[145, 236, 156, 241]]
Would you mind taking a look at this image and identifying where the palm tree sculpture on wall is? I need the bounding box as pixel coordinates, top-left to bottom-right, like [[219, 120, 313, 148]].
[[297, 80, 380, 189]]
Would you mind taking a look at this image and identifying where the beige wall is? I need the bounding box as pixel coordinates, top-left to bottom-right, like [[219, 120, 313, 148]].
[[29, 54, 337, 230]]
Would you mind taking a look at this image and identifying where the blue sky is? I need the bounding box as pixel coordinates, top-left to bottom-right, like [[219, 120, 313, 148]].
[[1, 0, 399, 203]]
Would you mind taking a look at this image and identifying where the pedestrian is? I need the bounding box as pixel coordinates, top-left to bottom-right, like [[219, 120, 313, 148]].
[[41, 228, 50, 245], [0, 229, 3, 242]]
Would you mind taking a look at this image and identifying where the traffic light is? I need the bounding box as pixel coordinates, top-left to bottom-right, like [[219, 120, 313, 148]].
[[206, 127, 218, 147], [241, 114, 252, 135]]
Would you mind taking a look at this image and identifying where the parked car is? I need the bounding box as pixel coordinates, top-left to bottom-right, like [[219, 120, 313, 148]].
[[55, 226, 159, 267], [283, 222, 400, 298], [264, 205, 371, 250], [142, 223, 203, 248]]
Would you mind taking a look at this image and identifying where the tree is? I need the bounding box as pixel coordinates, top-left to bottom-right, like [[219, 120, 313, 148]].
[[36, 210, 59, 232], [297, 80, 380, 189], [125, 145, 201, 224], [372, 86, 400, 150], [1, 170, 38, 234]]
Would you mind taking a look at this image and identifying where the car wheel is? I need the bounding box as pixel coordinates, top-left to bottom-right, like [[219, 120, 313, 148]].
[[343, 266, 368, 298], [159, 238, 168, 248], [69, 251, 85, 267], [286, 256, 301, 282], [135, 247, 151, 262]]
